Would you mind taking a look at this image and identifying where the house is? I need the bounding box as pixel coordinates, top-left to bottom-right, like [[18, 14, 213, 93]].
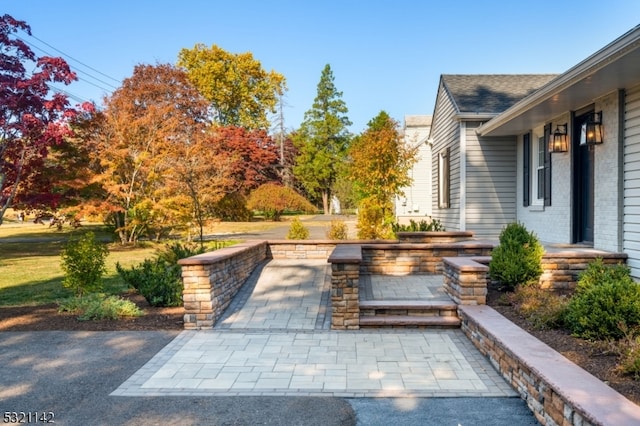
[[429, 74, 557, 237], [395, 115, 432, 224], [428, 25, 640, 278]]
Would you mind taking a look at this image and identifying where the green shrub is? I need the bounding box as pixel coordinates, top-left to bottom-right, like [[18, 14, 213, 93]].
[[508, 284, 568, 330], [489, 222, 544, 290], [116, 242, 205, 307], [565, 260, 640, 340], [326, 219, 348, 240], [286, 217, 310, 240], [391, 218, 445, 232], [575, 258, 632, 293], [117, 259, 183, 307], [58, 293, 143, 320], [156, 242, 205, 264], [60, 232, 109, 297]]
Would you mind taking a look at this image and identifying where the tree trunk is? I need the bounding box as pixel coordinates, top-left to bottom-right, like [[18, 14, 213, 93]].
[[322, 190, 330, 215]]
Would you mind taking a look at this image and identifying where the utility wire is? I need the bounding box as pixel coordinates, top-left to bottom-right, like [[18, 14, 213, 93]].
[[16, 36, 118, 93], [22, 32, 120, 84]]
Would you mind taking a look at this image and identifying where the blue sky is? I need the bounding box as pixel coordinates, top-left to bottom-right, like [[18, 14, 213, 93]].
[[6, 1, 640, 133]]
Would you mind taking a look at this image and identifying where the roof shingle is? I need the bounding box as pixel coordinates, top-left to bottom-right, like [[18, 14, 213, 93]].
[[442, 74, 558, 114]]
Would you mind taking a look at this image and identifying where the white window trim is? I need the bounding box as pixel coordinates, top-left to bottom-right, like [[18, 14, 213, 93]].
[[531, 127, 545, 206]]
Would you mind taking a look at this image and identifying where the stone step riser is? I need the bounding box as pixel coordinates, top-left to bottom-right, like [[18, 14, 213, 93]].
[[359, 315, 461, 328], [359, 301, 461, 328], [360, 309, 458, 317]]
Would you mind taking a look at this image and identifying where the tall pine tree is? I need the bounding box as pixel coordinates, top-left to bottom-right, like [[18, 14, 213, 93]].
[[293, 64, 351, 214]]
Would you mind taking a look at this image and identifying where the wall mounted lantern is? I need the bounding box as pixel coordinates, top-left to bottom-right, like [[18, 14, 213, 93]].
[[580, 111, 604, 145], [550, 123, 568, 153]]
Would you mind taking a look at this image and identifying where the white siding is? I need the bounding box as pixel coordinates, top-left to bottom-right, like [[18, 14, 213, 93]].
[[431, 82, 461, 231], [624, 84, 640, 278], [465, 123, 517, 238], [516, 115, 572, 245], [594, 91, 622, 253]]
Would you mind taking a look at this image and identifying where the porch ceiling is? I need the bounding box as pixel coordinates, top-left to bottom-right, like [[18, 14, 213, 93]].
[[479, 26, 640, 137]]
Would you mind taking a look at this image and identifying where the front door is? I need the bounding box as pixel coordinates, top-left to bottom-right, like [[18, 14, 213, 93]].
[[573, 112, 595, 244]]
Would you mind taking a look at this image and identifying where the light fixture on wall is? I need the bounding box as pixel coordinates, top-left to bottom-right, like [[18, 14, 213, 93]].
[[580, 111, 604, 145], [550, 123, 568, 153]]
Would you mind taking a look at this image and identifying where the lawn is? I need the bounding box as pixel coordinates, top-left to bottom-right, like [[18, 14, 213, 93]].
[[0, 214, 334, 307], [0, 229, 159, 306]]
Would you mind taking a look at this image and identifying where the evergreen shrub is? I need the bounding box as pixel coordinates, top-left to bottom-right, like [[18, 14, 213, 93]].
[[117, 242, 205, 307], [565, 259, 640, 340], [489, 222, 544, 290]]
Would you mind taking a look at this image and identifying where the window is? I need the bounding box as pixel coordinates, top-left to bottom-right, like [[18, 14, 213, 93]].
[[523, 133, 530, 206], [438, 148, 450, 208], [523, 125, 552, 207], [536, 135, 545, 201]]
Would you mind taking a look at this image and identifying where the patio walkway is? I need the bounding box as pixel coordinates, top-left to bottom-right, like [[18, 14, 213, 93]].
[[112, 259, 516, 398]]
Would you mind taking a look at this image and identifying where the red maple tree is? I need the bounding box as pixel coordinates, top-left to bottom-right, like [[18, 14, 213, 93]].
[[207, 126, 281, 194], [0, 14, 80, 223]]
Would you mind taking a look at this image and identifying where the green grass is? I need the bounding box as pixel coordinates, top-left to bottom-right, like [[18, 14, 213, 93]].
[[0, 214, 323, 307], [0, 221, 162, 307]]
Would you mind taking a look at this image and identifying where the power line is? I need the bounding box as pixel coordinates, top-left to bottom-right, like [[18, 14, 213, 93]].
[[49, 85, 91, 105], [21, 31, 121, 84], [16, 36, 118, 93]]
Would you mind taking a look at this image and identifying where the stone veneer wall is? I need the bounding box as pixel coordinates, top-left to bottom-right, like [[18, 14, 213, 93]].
[[442, 257, 489, 305], [539, 251, 628, 292], [459, 305, 640, 426], [360, 243, 493, 275], [179, 241, 268, 329], [267, 240, 342, 259]]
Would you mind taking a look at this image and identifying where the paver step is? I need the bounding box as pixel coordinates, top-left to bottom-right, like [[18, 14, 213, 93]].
[[359, 315, 461, 328], [359, 300, 457, 310], [359, 299, 460, 329]]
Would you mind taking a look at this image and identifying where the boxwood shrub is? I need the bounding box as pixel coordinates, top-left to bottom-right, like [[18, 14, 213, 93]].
[[565, 259, 640, 340]]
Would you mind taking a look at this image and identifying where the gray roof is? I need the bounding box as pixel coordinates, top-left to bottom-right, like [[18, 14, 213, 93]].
[[441, 74, 558, 114]]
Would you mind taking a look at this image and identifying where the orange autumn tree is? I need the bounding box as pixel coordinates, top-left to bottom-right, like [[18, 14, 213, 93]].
[[349, 111, 417, 239], [90, 63, 213, 243], [162, 132, 236, 245], [246, 183, 316, 221]]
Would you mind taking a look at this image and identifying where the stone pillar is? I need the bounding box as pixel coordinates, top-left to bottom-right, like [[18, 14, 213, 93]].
[[181, 264, 215, 329], [330, 262, 360, 330], [328, 244, 362, 330]]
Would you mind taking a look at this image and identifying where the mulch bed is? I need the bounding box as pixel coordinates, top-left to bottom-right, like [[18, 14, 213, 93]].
[[0, 292, 184, 332]]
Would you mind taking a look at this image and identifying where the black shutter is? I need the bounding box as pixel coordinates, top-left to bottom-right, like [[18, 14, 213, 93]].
[[523, 133, 530, 207], [544, 123, 552, 206]]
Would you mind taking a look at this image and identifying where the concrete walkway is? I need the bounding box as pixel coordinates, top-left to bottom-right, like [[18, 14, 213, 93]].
[[113, 260, 516, 398]]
